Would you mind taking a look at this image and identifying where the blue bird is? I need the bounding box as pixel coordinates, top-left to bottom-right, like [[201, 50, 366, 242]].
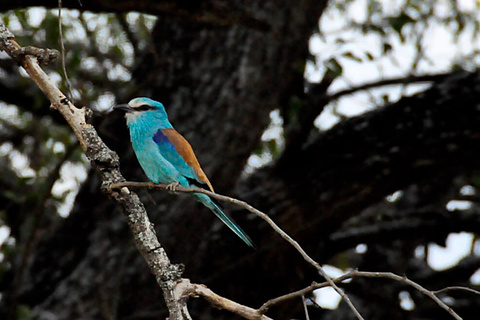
[[114, 97, 254, 247]]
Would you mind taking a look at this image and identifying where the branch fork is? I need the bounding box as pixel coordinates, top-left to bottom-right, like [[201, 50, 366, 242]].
[[10, 46, 60, 65]]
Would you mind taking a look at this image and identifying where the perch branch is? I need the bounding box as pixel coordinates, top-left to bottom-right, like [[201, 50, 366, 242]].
[[110, 181, 467, 320], [109, 181, 365, 320]]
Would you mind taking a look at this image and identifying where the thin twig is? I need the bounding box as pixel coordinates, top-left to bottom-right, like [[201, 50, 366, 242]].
[[302, 295, 310, 320], [58, 0, 75, 103], [108, 181, 365, 320], [399, 14, 429, 97], [348, 271, 462, 320], [433, 286, 480, 296], [312, 72, 450, 103], [115, 13, 139, 56], [261, 270, 464, 320], [259, 281, 328, 312]]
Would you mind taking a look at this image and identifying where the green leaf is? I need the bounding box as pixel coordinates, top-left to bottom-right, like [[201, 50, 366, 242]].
[[17, 304, 32, 320], [342, 52, 362, 62], [267, 139, 278, 156], [41, 12, 60, 48], [383, 42, 393, 54], [472, 176, 480, 188], [388, 13, 415, 42], [381, 94, 389, 104], [325, 58, 343, 78], [287, 95, 304, 124]]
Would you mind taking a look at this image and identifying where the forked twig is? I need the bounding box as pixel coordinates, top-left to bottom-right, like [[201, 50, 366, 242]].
[[260, 270, 464, 320]]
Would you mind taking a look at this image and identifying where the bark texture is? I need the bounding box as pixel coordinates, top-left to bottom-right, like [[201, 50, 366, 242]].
[[2, 1, 480, 320]]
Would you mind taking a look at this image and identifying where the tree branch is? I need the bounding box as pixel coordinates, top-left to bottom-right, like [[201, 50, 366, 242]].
[[260, 270, 465, 320], [0, 23, 188, 320], [0, 0, 270, 31], [109, 181, 365, 320], [58, 0, 75, 103], [110, 181, 472, 320], [433, 286, 480, 296], [312, 72, 451, 103], [115, 13, 139, 57], [282, 72, 451, 160], [175, 279, 273, 320]]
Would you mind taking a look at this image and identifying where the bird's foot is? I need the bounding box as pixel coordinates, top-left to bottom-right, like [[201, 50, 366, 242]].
[[166, 181, 180, 192]]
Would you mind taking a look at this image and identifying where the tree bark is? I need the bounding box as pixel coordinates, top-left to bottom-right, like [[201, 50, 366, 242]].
[[4, 1, 480, 319]]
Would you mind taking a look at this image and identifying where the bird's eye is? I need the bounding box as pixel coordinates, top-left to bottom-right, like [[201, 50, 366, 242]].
[[136, 104, 154, 111]]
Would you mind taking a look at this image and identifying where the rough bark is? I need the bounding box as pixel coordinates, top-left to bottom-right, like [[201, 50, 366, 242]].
[[23, 67, 480, 319], [2, 1, 480, 320]]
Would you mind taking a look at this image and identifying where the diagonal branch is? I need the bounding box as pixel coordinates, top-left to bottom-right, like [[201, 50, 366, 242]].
[[115, 13, 139, 56], [0, 23, 189, 320]]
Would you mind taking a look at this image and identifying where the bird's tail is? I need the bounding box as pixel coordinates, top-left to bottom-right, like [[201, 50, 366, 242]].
[[196, 194, 255, 248]]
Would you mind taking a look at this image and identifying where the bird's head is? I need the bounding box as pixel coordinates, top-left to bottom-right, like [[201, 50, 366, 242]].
[[114, 97, 171, 127]]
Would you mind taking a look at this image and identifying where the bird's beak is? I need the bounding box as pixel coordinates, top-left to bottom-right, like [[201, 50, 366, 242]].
[[113, 104, 133, 113]]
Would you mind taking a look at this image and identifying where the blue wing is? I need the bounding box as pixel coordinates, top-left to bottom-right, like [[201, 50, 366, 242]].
[[153, 128, 213, 190], [153, 129, 254, 247]]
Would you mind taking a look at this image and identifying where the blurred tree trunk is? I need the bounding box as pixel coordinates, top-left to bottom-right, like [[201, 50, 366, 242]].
[[12, 1, 330, 319], [2, 1, 480, 320]]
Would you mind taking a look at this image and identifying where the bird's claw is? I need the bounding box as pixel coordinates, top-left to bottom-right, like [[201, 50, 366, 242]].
[[166, 181, 180, 192]]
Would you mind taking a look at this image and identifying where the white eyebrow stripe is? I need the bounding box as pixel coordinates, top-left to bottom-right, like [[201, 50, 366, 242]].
[[129, 100, 146, 109]]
